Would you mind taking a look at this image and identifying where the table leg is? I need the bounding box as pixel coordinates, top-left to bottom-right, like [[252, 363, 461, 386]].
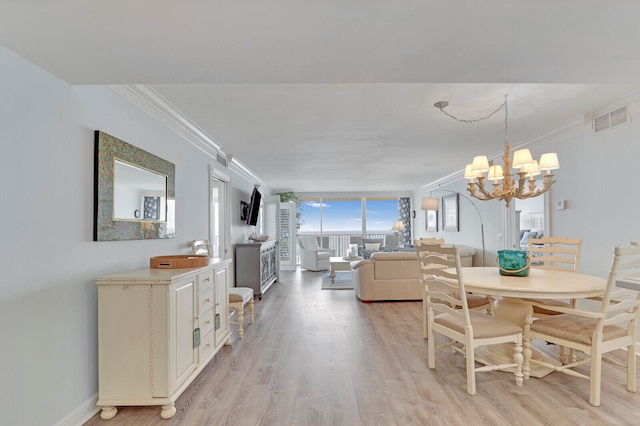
[[474, 297, 560, 378]]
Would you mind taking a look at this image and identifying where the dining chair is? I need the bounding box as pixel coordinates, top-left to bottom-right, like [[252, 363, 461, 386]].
[[416, 243, 524, 395], [527, 236, 582, 363], [524, 242, 640, 406], [415, 238, 492, 339]]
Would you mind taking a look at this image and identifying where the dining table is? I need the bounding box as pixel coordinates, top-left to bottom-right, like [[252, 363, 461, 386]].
[[449, 266, 607, 378]]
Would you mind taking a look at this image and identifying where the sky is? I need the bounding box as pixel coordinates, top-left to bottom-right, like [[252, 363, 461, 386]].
[[299, 199, 399, 233]]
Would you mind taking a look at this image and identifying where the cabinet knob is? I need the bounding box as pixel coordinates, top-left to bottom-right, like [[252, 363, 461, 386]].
[[205, 298, 211, 303]]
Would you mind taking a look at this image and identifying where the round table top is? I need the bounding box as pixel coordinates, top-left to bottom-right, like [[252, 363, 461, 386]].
[[447, 267, 607, 299]]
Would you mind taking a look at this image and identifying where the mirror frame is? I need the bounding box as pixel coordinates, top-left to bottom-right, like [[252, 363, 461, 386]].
[[93, 130, 175, 241]]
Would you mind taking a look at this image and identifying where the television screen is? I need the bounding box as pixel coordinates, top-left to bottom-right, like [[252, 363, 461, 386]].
[[246, 187, 262, 226]]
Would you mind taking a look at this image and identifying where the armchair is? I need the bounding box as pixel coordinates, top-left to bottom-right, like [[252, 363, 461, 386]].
[[298, 236, 335, 271]]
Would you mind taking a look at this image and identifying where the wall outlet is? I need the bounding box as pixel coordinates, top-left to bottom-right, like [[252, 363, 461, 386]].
[[556, 200, 566, 210]]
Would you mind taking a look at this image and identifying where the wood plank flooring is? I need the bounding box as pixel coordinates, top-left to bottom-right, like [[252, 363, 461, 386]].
[[85, 269, 640, 426]]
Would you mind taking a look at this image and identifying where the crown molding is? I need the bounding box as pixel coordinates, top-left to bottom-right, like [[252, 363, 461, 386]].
[[108, 84, 266, 187]]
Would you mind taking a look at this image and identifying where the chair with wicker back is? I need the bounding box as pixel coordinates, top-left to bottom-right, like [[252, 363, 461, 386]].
[[416, 243, 524, 395], [527, 236, 582, 363], [415, 238, 492, 339], [524, 242, 640, 406]]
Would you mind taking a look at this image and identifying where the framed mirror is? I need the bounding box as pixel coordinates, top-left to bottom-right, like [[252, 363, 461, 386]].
[[94, 130, 175, 241]]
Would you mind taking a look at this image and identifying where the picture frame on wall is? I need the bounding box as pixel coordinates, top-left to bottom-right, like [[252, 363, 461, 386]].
[[426, 209, 438, 232], [442, 193, 459, 232]]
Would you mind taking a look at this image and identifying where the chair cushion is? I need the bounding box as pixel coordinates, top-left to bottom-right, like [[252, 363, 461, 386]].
[[530, 314, 628, 345], [317, 252, 330, 260], [434, 310, 522, 338], [229, 287, 253, 304]]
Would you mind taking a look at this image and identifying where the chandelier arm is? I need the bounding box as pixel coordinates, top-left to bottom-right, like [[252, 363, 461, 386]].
[[467, 184, 491, 201], [474, 177, 495, 198], [513, 172, 528, 198], [515, 174, 555, 200]]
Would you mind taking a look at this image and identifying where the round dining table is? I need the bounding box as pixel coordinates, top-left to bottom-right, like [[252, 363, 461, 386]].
[[450, 267, 607, 378]]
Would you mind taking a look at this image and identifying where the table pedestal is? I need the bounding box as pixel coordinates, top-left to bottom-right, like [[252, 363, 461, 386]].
[[475, 297, 560, 378]]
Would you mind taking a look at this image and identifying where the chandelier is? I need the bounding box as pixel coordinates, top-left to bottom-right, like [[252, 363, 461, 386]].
[[434, 95, 559, 207]]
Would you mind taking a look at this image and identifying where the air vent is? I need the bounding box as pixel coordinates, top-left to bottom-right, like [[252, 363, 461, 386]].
[[593, 106, 629, 134], [216, 153, 227, 167]]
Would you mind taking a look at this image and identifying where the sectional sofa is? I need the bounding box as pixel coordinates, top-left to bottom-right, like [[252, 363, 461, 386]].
[[350, 247, 475, 302]]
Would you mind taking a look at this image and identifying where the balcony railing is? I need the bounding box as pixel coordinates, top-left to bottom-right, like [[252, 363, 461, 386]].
[[298, 232, 394, 258]]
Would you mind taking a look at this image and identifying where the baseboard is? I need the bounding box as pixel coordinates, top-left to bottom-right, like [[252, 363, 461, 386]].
[[54, 394, 99, 426]]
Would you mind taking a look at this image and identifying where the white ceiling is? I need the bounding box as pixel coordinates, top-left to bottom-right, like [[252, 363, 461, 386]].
[[3, 1, 640, 192]]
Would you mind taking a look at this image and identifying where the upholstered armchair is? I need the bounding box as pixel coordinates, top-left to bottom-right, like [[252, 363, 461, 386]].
[[298, 236, 335, 271]]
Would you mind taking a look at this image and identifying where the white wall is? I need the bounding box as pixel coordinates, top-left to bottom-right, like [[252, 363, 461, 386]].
[[0, 45, 255, 425]]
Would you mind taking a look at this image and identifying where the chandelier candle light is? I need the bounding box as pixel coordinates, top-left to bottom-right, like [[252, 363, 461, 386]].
[[435, 95, 559, 207]]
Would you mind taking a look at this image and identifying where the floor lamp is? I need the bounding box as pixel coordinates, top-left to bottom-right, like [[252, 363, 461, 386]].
[[421, 191, 486, 266]]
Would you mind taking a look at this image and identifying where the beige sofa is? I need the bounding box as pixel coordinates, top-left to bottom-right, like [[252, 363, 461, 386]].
[[351, 247, 475, 302]]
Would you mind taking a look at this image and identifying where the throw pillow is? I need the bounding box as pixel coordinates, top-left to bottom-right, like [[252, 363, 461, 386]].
[[520, 231, 537, 245], [364, 242, 381, 251]]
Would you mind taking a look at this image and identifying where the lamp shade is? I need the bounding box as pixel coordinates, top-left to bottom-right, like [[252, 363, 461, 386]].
[[421, 197, 439, 210], [538, 152, 560, 171], [464, 164, 482, 181], [392, 220, 405, 231], [521, 160, 540, 177], [471, 156, 490, 173], [512, 149, 534, 169], [487, 165, 504, 181]]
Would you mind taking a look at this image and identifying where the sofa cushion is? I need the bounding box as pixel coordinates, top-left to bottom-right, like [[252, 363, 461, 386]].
[[370, 251, 419, 280], [317, 252, 330, 260]]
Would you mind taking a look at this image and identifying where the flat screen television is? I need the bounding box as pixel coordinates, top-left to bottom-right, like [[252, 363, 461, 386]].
[[246, 187, 262, 226]]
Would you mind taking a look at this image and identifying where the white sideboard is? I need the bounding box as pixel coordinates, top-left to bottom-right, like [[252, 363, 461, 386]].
[[95, 259, 231, 420]]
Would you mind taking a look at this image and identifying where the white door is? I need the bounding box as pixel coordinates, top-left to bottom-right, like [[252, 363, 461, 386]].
[[209, 166, 231, 259], [262, 195, 281, 276]]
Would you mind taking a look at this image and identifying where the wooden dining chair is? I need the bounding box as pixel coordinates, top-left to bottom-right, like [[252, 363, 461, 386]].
[[416, 243, 524, 395], [415, 238, 492, 339], [417, 239, 492, 314], [527, 236, 582, 363], [524, 242, 640, 406]]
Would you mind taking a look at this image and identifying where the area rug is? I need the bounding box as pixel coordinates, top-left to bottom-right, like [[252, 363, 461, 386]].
[[321, 271, 354, 290]]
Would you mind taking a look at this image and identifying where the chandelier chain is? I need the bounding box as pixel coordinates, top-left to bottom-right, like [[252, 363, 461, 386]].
[[438, 95, 508, 128]]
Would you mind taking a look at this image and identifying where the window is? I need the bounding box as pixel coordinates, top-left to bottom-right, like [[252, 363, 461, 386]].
[[299, 197, 398, 235]]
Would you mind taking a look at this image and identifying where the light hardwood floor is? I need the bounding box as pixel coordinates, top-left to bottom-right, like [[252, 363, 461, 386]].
[[85, 269, 640, 426]]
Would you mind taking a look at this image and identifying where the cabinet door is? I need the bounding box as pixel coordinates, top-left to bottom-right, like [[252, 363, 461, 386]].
[[214, 265, 229, 346], [171, 279, 197, 392]]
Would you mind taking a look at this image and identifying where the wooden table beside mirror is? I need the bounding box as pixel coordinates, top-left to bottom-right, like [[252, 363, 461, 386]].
[[447, 267, 607, 378]]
